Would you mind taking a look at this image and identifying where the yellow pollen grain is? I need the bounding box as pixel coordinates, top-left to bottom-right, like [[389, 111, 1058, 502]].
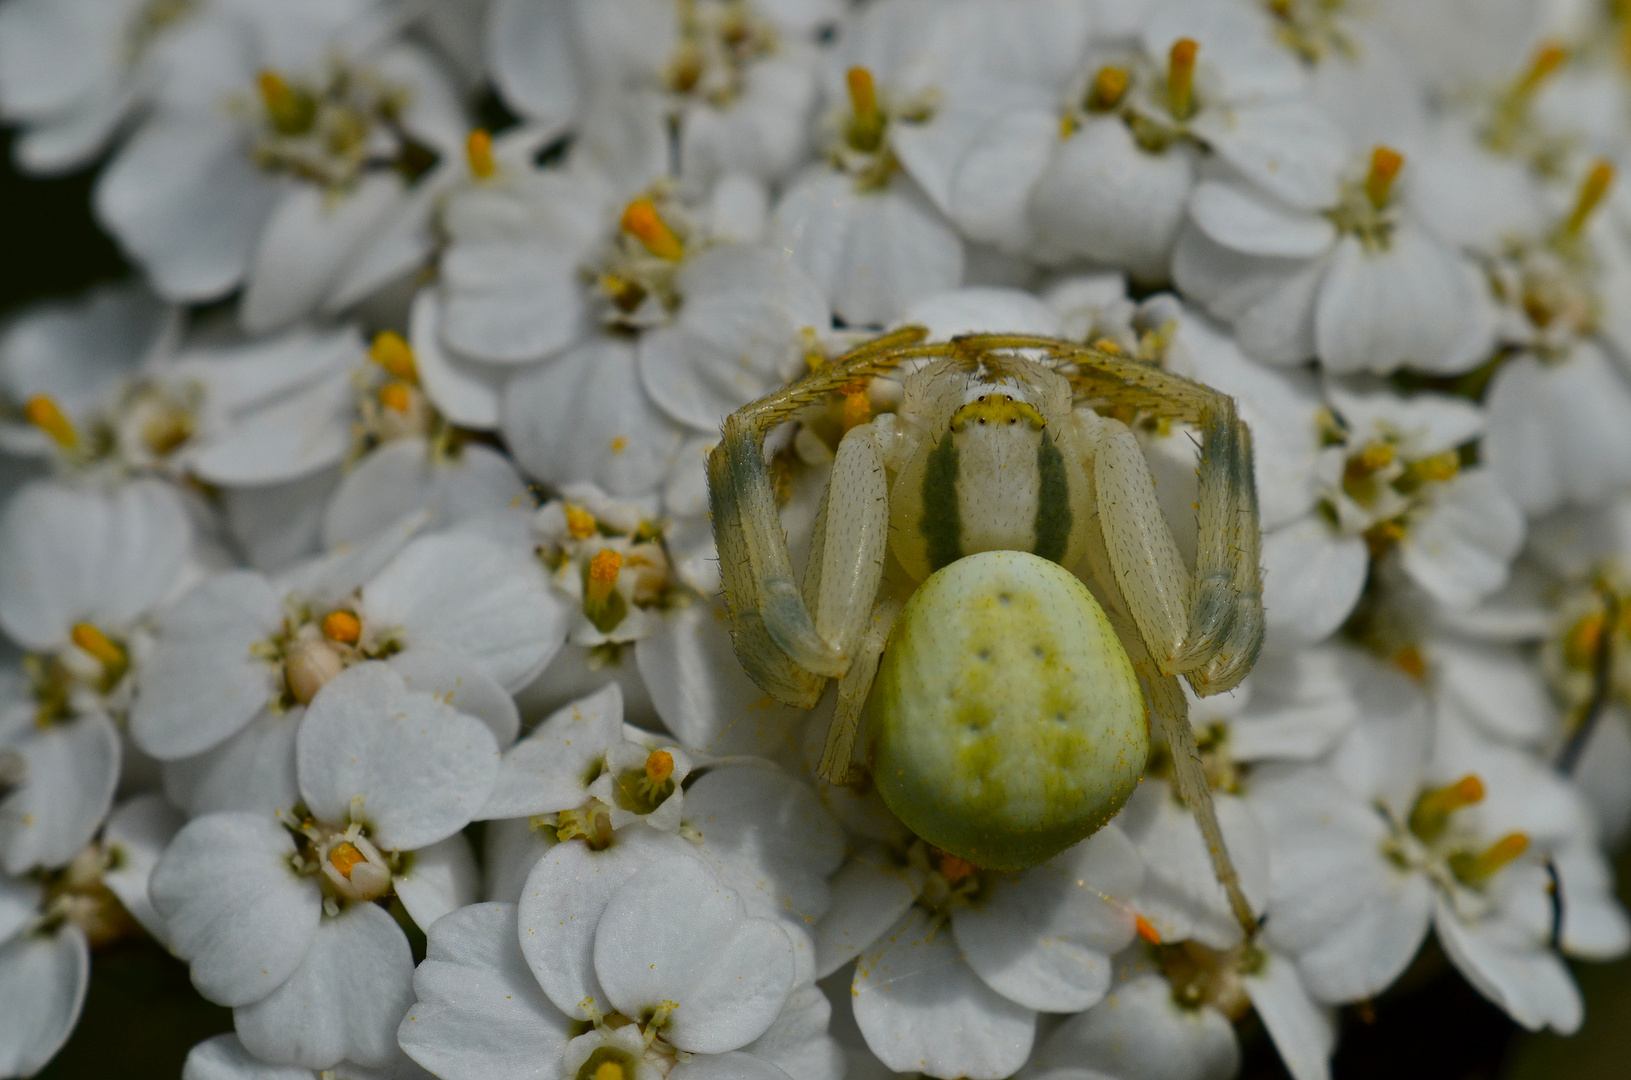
[[370, 330, 418, 384], [564, 504, 597, 540], [842, 388, 872, 431], [466, 128, 495, 178], [1168, 38, 1199, 121], [1365, 146, 1404, 209], [379, 382, 413, 414], [1565, 160, 1615, 237], [645, 748, 675, 785], [328, 841, 365, 879], [321, 610, 362, 645], [24, 395, 76, 448], [1088, 65, 1129, 111], [71, 624, 125, 670], [621, 198, 685, 260], [610, 436, 628, 453]]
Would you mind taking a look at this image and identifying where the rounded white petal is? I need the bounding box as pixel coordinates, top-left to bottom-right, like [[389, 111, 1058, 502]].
[[1260, 517, 1368, 650], [182, 1033, 313, 1080], [951, 827, 1142, 1013], [1033, 971, 1239, 1080], [162, 706, 301, 819], [812, 850, 919, 979], [1188, 180, 1335, 258], [185, 372, 355, 487], [234, 901, 415, 1069], [503, 337, 686, 498], [852, 909, 1034, 1080], [1191, 101, 1347, 211], [517, 827, 698, 1019], [409, 289, 505, 430], [1242, 951, 1335, 1080], [0, 710, 120, 874], [322, 439, 528, 552], [1433, 892, 1582, 1034], [1400, 470, 1525, 610], [297, 662, 500, 851], [399, 902, 575, 1080], [595, 855, 795, 1054], [482, 682, 624, 819], [393, 832, 481, 931], [150, 812, 321, 1006], [102, 793, 185, 946], [363, 532, 566, 691], [389, 647, 521, 748], [0, 923, 88, 1078]]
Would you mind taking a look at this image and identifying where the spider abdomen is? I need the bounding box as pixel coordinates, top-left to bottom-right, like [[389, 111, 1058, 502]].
[[867, 549, 1148, 870]]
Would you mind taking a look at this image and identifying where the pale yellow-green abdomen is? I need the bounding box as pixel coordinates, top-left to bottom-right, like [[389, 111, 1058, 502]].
[[869, 550, 1148, 870]]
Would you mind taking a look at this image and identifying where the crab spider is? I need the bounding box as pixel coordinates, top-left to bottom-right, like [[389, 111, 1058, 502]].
[[707, 327, 1264, 934]]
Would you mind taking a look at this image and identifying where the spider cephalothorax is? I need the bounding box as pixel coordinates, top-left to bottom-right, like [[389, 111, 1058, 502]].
[[708, 327, 1264, 931]]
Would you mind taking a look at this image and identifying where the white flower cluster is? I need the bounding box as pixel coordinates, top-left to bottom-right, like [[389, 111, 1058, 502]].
[[2, 0, 1631, 1078]]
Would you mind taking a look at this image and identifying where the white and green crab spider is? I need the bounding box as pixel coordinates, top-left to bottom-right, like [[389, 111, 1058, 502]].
[[708, 326, 1265, 934]]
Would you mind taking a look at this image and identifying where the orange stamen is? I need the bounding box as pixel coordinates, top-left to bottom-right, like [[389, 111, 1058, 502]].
[[1565, 160, 1615, 237], [1087, 66, 1129, 111], [1135, 914, 1163, 945], [621, 198, 685, 260], [320, 611, 362, 645], [379, 382, 412, 413], [1365, 146, 1404, 209], [587, 549, 623, 607], [466, 128, 495, 178], [328, 842, 365, 879], [369, 330, 417, 384], [23, 395, 76, 448], [1518, 41, 1568, 96], [645, 749, 675, 785], [1168, 39, 1199, 120], [71, 624, 126, 672]]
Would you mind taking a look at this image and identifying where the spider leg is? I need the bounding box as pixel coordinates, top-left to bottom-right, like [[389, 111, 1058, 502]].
[[820, 597, 902, 785], [708, 327, 924, 706]]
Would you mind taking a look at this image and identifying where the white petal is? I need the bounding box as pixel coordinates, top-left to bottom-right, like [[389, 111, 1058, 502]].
[[102, 793, 185, 946], [635, 601, 808, 758], [1192, 101, 1347, 211], [1188, 180, 1335, 258], [951, 826, 1142, 1012], [1314, 231, 1481, 375], [1260, 518, 1368, 650], [1242, 952, 1334, 1080], [682, 764, 846, 924], [516, 827, 698, 1019], [0, 875, 38, 945], [185, 372, 355, 486], [0, 924, 88, 1078], [486, 0, 581, 124], [1432, 638, 1555, 744], [234, 901, 415, 1069], [852, 909, 1034, 1080], [502, 337, 686, 498], [297, 662, 499, 851], [222, 469, 339, 573], [0, 478, 190, 649], [398, 902, 575, 1080], [595, 855, 795, 1054], [0, 710, 120, 874], [93, 116, 280, 300], [240, 176, 409, 334], [323, 440, 527, 556], [1400, 470, 1525, 610], [1433, 894, 1582, 1034], [394, 832, 481, 932], [670, 1052, 797, 1080], [1027, 119, 1193, 280], [389, 647, 521, 748], [363, 532, 566, 691], [1225, 646, 1359, 761], [181, 1033, 313, 1080], [483, 683, 624, 820], [150, 812, 321, 1006], [410, 290, 504, 430], [441, 243, 591, 364], [483, 816, 557, 905], [162, 705, 301, 818], [813, 850, 919, 978], [898, 287, 1062, 340], [1033, 972, 1239, 1080]]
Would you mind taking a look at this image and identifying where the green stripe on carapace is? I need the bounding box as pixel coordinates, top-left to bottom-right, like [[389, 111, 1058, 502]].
[[1034, 433, 1071, 563], [921, 435, 962, 571]]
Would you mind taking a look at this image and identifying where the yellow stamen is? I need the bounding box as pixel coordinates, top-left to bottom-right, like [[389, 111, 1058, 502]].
[[846, 66, 885, 152], [1452, 832, 1530, 884], [1356, 441, 1395, 473], [1168, 39, 1199, 121], [466, 128, 495, 178], [1517, 41, 1568, 96], [620, 198, 684, 261], [257, 69, 313, 135], [594, 1061, 625, 1080], [645, 749, 675, 785], [587, 549, 623, 607], [1363, 519, 1405, 558], [1564, 160, 1615, 237], [1407, 450, 1459, 484], [328, 841, 365, 879], [842, 388, 872, 431], [1087, 66, 1129, 111], [564, 504, 597, 540], [71, 624, 126, 673], [378, 382, 413, 414], [1565, 611, 1607, 670], [1365, 146, 1404, 210], [320, 611, 362, 645], [24, 395, 76, 448], [1409, 774, 1484, 842], [1134, 914, 1162, 945], [369, 330, 418, 384], [1393, 645, 1426, 680]]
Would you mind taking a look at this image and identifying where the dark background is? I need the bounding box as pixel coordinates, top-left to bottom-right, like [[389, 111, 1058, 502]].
[[5, 125, 1631, 1079]]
